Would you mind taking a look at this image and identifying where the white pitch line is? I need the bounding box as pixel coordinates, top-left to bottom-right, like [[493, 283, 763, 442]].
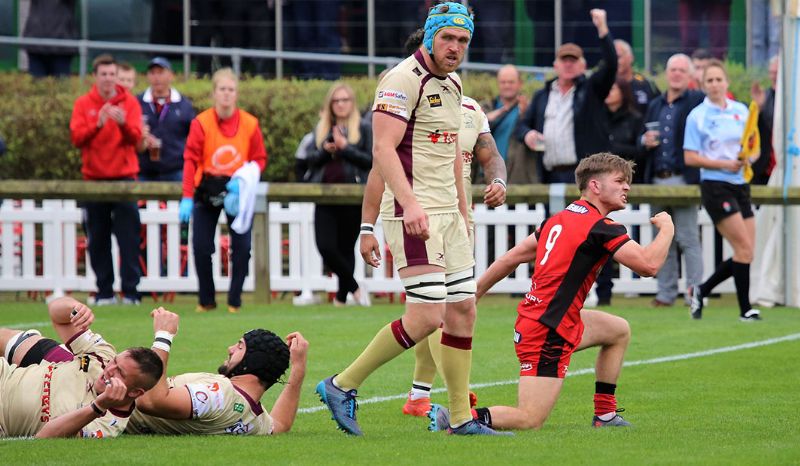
[[1, 321, 51, 330], [298, 332, 800, 414]]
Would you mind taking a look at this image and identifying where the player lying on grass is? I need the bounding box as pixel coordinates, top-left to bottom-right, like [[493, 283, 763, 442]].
[[0, 297, 162, 438], [124, 308, 308, 436], [428, 152, 674, 430]]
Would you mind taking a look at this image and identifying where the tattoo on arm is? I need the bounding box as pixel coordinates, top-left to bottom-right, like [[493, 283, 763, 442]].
[[475, 135, 506, 182]]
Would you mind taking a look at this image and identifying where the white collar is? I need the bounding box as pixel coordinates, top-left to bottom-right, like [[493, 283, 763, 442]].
[[142, 87, 182, 104]]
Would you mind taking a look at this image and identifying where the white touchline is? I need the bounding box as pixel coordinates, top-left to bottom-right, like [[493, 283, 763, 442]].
[[3, 321, 51, 330], [299, 332, 800, 414]]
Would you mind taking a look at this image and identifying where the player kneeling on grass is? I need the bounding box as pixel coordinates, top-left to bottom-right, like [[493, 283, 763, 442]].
[[125, 308, 308, 436], [428, 152, 674, 430], [0, 297, 163, 438]]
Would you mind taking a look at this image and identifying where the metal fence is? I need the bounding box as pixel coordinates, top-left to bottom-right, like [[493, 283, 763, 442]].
[[1, 0, 776, 79]]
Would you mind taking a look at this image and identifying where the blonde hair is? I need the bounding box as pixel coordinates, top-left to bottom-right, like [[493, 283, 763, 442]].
[[315, 82, 361, 148], [212, 67, 238, 90], [575, 152, 634, 192]]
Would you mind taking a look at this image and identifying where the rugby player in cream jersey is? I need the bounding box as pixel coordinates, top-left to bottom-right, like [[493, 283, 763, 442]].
[[0, 297, 163, 438], [125, 308, 308, 436], [359, 91, 508, 417], [316, 2, 510, 436]]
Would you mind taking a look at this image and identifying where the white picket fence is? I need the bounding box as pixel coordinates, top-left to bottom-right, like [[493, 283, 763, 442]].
[[0, 197, 733, 299]]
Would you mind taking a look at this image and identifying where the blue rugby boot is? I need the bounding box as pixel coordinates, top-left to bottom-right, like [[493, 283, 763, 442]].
[[316, 376, 362, 436], [427, 403, 450, 432], [449, 419, 514, 436], [428, 403, 513, 436]]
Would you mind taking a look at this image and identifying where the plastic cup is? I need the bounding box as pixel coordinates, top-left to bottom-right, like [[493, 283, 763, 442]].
[[645, 121, 660, 146], [148, 137, 162, 161]]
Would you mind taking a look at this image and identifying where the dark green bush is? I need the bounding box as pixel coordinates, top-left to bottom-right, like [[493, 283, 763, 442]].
[[0, 63, 763, 181]]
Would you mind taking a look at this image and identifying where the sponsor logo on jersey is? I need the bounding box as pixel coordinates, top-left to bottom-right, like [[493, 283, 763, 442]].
[[195, 391, 209, 403], [427, 94, 442, 107], [234, 403, 245, 413], [520, 362, 533, 372], [79, 355, 90, 373], [40, 364, 54, 422], [524, 292, 543, 305], [566, 203, 588, 214], [513, 330, 521, 343], [376, 103, 408, 119], [562, 365, 569, 376], [211, 144, 244, 172], [427, 130, 457, 144], [462, 150, 473, 164], [412, 67, 422, 76], [224, 419, 252, 435], [377, 90, 408, 102]]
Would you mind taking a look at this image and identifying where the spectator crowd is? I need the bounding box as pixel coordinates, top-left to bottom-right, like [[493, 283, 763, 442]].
[[0, 1, 786, 446], [5, 2, 777, 314]]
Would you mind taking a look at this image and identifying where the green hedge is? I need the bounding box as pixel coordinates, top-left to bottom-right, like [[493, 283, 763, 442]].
[[0, 64, 765, 181]]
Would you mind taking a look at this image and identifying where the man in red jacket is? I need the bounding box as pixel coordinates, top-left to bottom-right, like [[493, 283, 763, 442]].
[[70, 54, 143, 305]]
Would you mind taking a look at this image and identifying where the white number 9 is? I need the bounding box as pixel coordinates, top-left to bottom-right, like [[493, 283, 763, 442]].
[[539, 224, 562, 266]]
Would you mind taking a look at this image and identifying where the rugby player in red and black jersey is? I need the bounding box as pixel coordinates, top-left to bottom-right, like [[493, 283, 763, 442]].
[[428, 152, 674, 431]]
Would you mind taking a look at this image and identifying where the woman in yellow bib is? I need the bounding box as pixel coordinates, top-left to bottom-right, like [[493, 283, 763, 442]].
[[180, 68, 267, 313]]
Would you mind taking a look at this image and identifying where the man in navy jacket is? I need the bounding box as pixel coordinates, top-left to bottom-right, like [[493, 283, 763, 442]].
[[638, 53, 704, 308], [516, 9, 617, 184], [138, 57, 195, 182]]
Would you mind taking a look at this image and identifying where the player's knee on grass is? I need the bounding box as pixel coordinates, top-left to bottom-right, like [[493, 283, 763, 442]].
[[403, 272, 446, 304]]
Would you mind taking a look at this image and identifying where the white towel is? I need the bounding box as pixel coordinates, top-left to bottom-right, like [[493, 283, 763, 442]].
[[230, 161, 261, 234]]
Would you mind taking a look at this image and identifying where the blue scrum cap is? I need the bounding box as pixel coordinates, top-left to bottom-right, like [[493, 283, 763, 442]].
[[422, 2, 475, 54]]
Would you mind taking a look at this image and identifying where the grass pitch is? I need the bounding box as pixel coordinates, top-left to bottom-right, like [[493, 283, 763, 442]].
[[1, 293, 798, 465]]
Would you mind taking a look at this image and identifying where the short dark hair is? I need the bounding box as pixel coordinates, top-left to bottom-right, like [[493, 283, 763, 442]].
[[575, 152, 634, 192], [92, 54, 116, 73], [125, 347, 164, 391], [690, 48, 713, 61]]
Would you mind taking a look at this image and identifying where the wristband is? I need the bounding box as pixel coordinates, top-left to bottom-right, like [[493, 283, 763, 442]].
[[91, 401, 107, 417], [359, 223, 375, 236], [155, 331, 174, 343], [491, 178, 507, 191], [152, 331, 174, 353], [152, 340, 171, 352]]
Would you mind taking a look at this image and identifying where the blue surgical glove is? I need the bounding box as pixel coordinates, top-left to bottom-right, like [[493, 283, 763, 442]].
[[179, 197, 194, 223], [224, 192, 239, 217], [226, 178, 240, 194]]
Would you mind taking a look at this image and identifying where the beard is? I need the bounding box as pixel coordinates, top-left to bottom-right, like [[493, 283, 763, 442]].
[[432, 51, 461, 74], [217, 362, 231, 377]]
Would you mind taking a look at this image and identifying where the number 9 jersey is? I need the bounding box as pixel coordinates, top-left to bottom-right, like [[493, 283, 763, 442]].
[[519, 200, 630, 346]]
